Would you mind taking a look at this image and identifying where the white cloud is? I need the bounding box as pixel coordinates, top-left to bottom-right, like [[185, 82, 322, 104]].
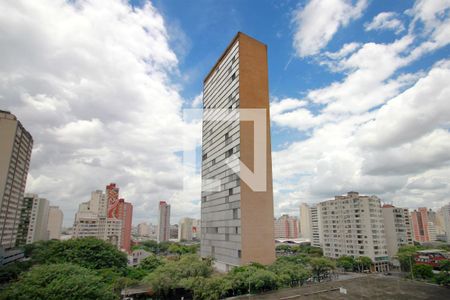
[[323, 42, 361, 60], [365, 12, 405, 34], [190, 93, 203, 108], [0, 0, 200, 226], [358, 59, 450, 149], [292, 0, 368, 57], [270, 98, 307, 116]]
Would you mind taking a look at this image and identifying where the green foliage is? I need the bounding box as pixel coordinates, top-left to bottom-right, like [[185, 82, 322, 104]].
[[180, 276, 232, 300], [167, 243, 199, 255], [269, 260, 311, 287], [310, 257, 335, 282], [276, 244, 323, 257], [142, 254, 213, 298], [435, 259, 450, 286], [0, 260, 32, 284], [336, 256, 355, 271], [435, 271, 450, 286], [248, 269, 280, 293], [397, 245, 421, 272], [439, 259, 450, 272], [354, 256, 372, 272], [139, 255, 164, 272], [413, 264, 434, 279], [225, 265, 281, 295], [26, 238, 127, 270], [125, 267, 148, 281], [0, 263, 118, 300]]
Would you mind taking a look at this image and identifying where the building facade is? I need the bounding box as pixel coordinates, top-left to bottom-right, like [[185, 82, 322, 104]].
[[310, 206, 322, 248], [25, 194, 50, 244], [0, 110, 33, 249], [411, 207, 433, 243], [157, 201, 170, 242], [274, 215, 299, 239], [178, 217, 201, 241], [318, 192, 389, 272], [73, 185, 131, 251], [442, 203, 450, 242], [200, 32, 276, 271], [299, 203, 312, 240], [15, 194, 33, 246], [137, 222, 150, 237], [381, 204, 413, 258], [47, 206, 63, 240]]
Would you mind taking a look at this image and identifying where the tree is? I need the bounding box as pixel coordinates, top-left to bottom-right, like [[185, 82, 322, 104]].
[[269, 261, 311, 287], [310, 257, 335, 282], [354, 256, 372, 272], [397, 245, 423, 272], [142, 254, 213, 298], [139, 255, 164, 272], [336, 256, 355, 271], [436, 259, 450, 286], [26, 238, 127, 270], [439, 260, 450, 272], [413, 264, 434, 280], [180, 276, 232, 300], [248, 269, 280, 293], [0, 263, 118, 300], [0, 260, 32, 284]]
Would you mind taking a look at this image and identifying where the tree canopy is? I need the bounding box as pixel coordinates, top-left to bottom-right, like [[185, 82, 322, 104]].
[[0, 263, 118, 300], [25, 238, 128, 270]]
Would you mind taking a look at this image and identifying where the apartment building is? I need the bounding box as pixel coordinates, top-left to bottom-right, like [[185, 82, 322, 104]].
[[411, 207, 434, 243], [0, 110, 33, 249], [47, 206, 63, 240], [381, 204, 413, 258], [274, 215, 299, 239], [318, 192, 389, 272], [442, 203, 450, 242], [178, 217, 200, 241], [200, 32, 275, 271], [299, 203, 312, 239], [157, 201, 170, 242], [23, 194, 50, 244], [310, 206, 322, 248], [73, 186, 129, 250]]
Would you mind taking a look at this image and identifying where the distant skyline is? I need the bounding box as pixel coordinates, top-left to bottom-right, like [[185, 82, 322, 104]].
[[1, 0, 450, 226]]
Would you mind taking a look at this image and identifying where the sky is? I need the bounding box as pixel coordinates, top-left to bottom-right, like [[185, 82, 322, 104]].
[[1, 0, 450, 227]]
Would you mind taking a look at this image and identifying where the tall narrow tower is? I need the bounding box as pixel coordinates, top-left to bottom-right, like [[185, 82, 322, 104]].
[[0, 110, 33, 249], [200, 32, 275, 271], [158, 201, 170, 242]]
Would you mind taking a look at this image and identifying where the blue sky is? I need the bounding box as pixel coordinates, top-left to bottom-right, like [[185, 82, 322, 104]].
[[1, 0, 450, 226]]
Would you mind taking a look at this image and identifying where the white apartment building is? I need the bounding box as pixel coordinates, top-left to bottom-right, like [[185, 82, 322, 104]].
[[47, 206, 63, 240], [26, 194, 49, 244], [310, 206, 322, 248], [178, 217, 200, 241], [137, 222, 150, 237], [0, 111, 33, 249], [442, 203, 450, 242], [318, 192, 389, 272], [299, 203, 312, 240], [73, 190, 122, 248], [381, 205, 413, 258]]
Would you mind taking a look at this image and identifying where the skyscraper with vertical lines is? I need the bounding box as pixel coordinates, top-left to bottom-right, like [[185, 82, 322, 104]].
[[200, 32, 275, 271]]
